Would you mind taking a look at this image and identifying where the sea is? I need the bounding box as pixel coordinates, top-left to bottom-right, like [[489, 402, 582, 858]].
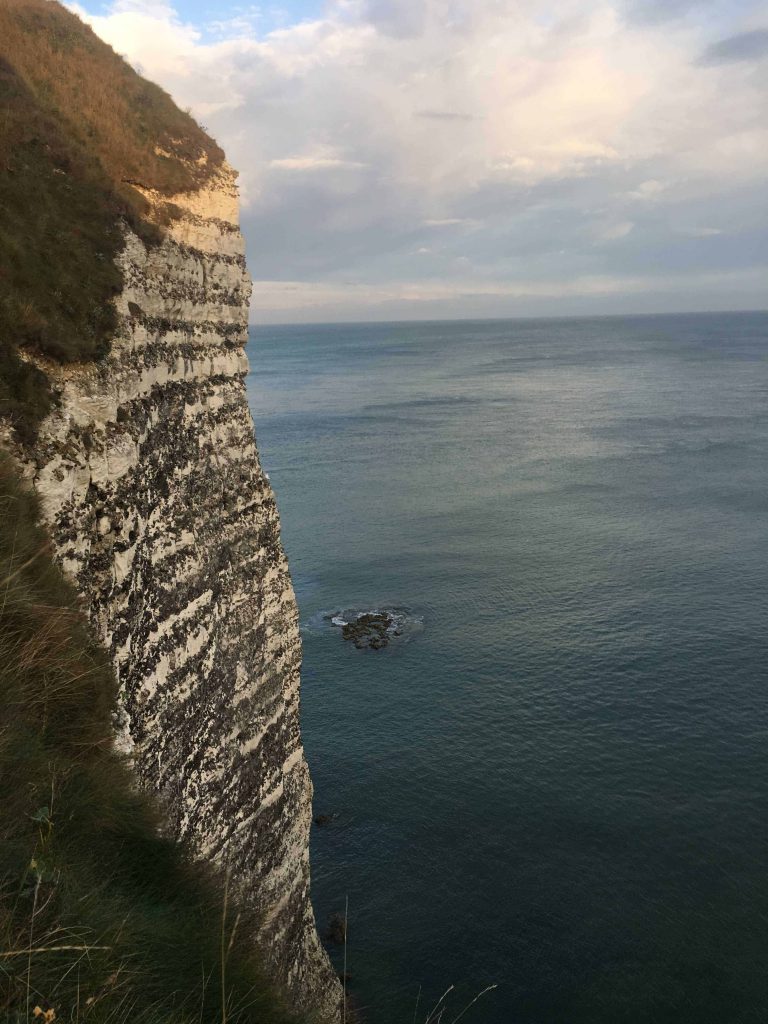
[[246, 311, 768, 1024]]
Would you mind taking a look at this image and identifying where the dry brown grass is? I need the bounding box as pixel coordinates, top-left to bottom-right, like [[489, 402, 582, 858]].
[[0, 0, 225, 441], [0, 0, 223, 199]]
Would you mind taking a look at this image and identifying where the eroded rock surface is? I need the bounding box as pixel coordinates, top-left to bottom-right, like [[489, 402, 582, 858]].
[[15, 166, 341, 1021]]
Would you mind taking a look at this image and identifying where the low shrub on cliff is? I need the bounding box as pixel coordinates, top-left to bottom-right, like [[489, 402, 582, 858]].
[[0, 457, 303, 1024], [0, 0, 225, 441]]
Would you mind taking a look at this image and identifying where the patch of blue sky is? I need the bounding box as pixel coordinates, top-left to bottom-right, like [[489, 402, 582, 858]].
[[76, 1, 326, 36]]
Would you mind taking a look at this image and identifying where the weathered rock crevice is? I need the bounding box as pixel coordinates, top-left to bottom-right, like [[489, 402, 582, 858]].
[[15, 164, 342, 1021]]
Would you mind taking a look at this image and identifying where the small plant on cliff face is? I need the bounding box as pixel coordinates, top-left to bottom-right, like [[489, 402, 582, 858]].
[[0, 0, 225, 441], [0, 457, 303, 1024]]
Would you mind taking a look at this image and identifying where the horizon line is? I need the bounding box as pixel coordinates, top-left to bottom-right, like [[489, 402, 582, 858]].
[[249, 307, 768, 330]]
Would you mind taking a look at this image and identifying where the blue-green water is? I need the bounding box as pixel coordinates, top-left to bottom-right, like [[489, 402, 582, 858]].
[[246, 312, 768, 1024]]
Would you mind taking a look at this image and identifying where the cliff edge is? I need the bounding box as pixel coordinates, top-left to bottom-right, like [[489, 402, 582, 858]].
[[20, 166, 341, 1021], [1, 1, 341, 1019]]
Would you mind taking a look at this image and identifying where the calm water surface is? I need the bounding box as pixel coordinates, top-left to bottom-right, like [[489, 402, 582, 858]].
[[246, 313, 768, 1024]]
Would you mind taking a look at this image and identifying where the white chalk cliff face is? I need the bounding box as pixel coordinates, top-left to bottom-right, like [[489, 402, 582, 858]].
[[20, 165, 342, 1021]]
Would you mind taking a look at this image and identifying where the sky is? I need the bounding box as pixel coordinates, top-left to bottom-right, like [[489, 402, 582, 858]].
[[70, 0, 768, 323]]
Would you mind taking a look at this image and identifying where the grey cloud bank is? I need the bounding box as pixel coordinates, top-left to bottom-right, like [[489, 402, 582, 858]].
[[697, 27, 768, 64], [71, 0, 768, 322]]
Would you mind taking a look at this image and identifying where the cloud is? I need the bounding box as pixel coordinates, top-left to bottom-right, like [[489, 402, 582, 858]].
[[626, 179, 669, 201], [269, 150, 368, 171], [697, 28, 768, 65], [355, 0, 427, 38], [247, 266, 768, 321], [68, 0, 768, 321], [623, 0, 718, 25], [593, 220, 635, 242], [423, 218, 477, 228], [415, 110, 479, 121]]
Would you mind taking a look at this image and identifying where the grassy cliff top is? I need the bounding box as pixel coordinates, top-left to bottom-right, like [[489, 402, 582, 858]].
[[0, 0, 226, 441], [0, 0, 224, 197]]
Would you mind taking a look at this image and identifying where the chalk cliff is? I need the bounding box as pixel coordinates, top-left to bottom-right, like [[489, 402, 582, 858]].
[[16, 165, 342, 1021]]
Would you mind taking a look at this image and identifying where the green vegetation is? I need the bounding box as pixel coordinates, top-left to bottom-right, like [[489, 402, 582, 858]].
[[0, 456, 302, 1024], [0, 0, 224, 441]]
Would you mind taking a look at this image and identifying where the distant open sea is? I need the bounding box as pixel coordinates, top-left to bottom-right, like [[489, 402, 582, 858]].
[[246, 312, 768, 1024]]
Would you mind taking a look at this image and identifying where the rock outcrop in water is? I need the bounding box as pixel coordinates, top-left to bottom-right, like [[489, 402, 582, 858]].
[[341, 612, 399, 649], [328, 607, 420, 649], [12, 165, 342, 1021]]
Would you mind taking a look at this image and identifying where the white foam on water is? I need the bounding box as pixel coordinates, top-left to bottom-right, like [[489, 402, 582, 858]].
[[301, 605, 424, 643]]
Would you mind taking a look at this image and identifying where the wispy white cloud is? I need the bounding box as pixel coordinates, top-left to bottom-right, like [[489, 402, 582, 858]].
[[593, 220, 635, 243], [686, 226, 724, 236], [626, 179, 669, 201], [269, 150, 368, 171], [423, 219, 478, 228]]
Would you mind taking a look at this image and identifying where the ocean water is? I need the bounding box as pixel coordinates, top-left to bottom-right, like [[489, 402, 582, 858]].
[[246, 312, 768, 1024]]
